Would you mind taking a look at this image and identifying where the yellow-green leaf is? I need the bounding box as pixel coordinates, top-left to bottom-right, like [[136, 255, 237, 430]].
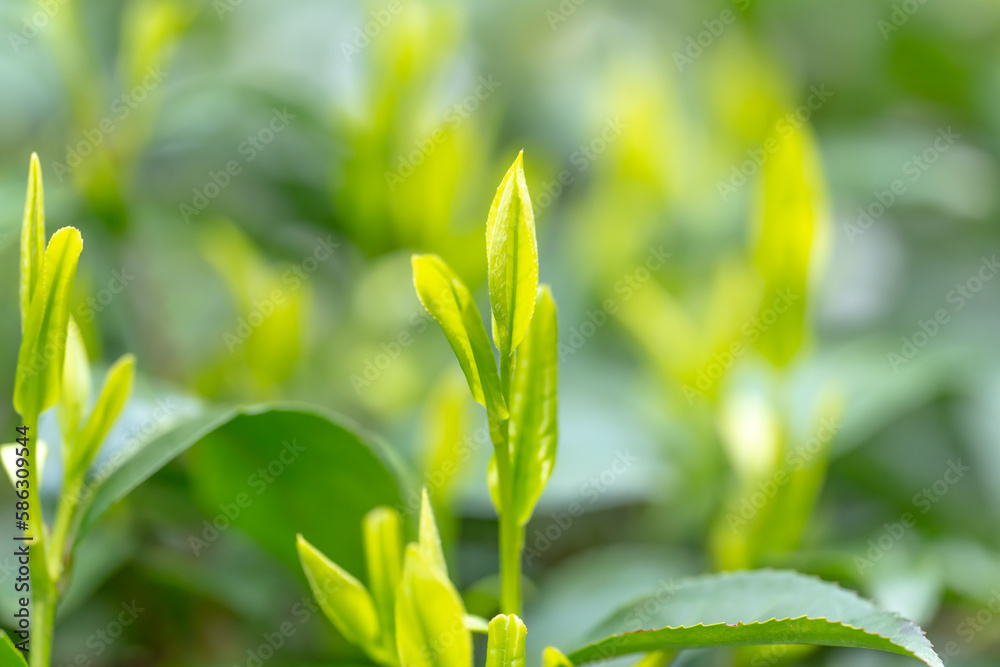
[[486, 615, 527, 667], [58, 317, 91, 449], [364, 506, 403, 659], [750, 121, 827, 366], [418, 488, 447, 576], [298, 534, 382, 655], [486, 151, 539, 359], [395, 544, 471, 667], [488, 287, 558, 523], [1, 440, 48, 489], [465, 615, 490, 634], [543, 647, 573, 667], [14, 227, 84, 419], [412, 254, 507, 422], [66, 354, 135, 480], [19, 153, 45, 328]]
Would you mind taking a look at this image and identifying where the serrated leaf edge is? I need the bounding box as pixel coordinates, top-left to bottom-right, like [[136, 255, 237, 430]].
[[570, 569, 941, 667]]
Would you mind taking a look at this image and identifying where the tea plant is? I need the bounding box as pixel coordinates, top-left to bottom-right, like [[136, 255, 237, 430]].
[[2, 156, 135, 667], [295, 154, 945, 667]]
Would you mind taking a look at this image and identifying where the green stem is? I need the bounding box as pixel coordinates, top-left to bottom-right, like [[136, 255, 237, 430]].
[[47, 478, 81, 583], [498, 504, 523, 615], [22, 414, 57, 667]]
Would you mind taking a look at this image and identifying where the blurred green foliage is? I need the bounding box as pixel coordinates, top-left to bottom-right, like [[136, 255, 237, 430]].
[[1, 0, 999, 665]]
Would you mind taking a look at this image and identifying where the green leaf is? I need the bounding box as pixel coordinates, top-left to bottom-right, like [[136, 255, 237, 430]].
[[19, 153, 44, 328], [412, 254, 507, 422], [77, 405, 407, 582], [486, 151, 539, 359], [364, 506, 404, 658], [486, 615, 527, 667], [14, 227, 83, 419], [542, 647, 572, 667], [567, 570, 943, 667], [418, 488, 447, 576], [66, 354, 135, 480], [1, 440, 48, 488], [58, 317, 91, 449], [297, 534, 384, 659], [0, 630, 28, 667], [488, 287, 558, 523], [751, 121, 827, 366], [465, 615, 490, 634], [395, 544, 471, 667], [76, 405, 238, 540]]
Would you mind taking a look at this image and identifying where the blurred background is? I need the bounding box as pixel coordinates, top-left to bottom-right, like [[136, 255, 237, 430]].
[[1, 0, 999, 665]]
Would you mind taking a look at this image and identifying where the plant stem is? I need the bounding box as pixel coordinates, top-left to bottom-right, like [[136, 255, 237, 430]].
[[48, 478, 80, 582], [498, 504, 523, 615], [23, 414, 57, 667]]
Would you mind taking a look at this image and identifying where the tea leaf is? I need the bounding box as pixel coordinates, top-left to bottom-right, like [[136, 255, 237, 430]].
[[1, 440, 48, 488], [751, 122, 827, 366], [19, 154, 45, 328], [298, 534, 383, 655], [0, 630, 27, 667], [58, 317, 91, 449], [412, 254, 507, 422], [364, 506, 403, 655], [418, 488, 447, 576], [66, 355, 135, 480], [14, 227, 84, 419], [567, 570, 943, 667], [488, 287, 557, 523], [77, 405, 407, 588], [486, 151, 538, 359], [465, 615, 490, 634], [486, 615, 527, 667], [395, 544, 471, 667], [542, 647, 572, 667]]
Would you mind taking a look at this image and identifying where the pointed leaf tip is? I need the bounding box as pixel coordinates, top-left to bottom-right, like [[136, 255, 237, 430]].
[[487, 153, 539, 359], [297, 534, 382, 655], [15, 227, 83, 418], [412, 254, 507, 422]]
